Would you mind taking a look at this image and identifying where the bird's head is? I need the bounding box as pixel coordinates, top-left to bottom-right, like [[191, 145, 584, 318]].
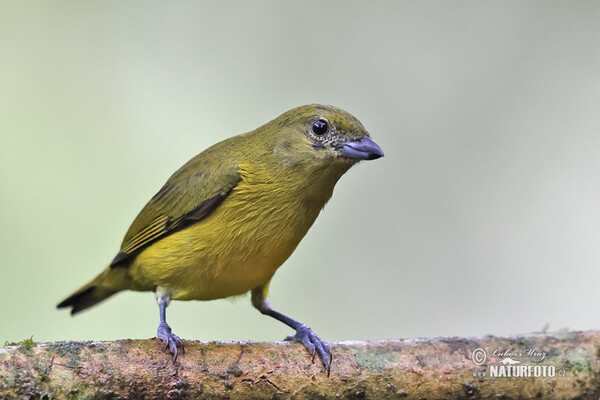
[[265, 104, 383, 173]]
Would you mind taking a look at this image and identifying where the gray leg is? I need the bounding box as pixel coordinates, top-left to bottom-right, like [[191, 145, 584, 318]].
[[251, 285, 332, 375], [156, 287, 184, 361]]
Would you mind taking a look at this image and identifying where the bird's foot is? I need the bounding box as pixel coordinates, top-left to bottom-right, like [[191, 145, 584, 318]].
[[285, 324, 332, 375], [157, 321, 184, 362]]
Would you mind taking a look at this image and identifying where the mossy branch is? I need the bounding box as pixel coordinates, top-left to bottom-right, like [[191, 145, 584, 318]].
[[1, 331, 600, 399]]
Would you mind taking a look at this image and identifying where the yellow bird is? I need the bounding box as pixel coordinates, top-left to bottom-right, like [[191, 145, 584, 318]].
[[58, 104, 383, 373]]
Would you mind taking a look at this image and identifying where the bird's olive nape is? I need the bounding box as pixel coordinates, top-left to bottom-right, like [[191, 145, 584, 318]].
[[312, 119, 329, 136]]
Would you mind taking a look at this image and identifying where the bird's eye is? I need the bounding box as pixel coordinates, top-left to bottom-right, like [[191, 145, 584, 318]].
[[312, 119, 328, 136]]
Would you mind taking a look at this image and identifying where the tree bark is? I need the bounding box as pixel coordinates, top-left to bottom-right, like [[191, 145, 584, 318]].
[[1, 331, 599, 399]]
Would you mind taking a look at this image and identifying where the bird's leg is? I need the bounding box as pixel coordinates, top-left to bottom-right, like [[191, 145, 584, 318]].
[[156, 287, 184, 362], [251, 285, 332, 375]]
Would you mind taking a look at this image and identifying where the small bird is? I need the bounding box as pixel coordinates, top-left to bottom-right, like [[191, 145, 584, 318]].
[[57, 104, 383, 373]]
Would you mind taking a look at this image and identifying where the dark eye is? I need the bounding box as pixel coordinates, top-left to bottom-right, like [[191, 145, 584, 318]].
[[312, 119, 328, 136]]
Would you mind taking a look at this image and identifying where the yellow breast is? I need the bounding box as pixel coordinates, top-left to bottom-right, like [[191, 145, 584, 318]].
[[128, 162, 332, 300]]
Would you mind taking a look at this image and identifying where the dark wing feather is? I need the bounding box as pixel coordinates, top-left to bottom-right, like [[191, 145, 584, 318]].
[[110, 140, 242, 268]]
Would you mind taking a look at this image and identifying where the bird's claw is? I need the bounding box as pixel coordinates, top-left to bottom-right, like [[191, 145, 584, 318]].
[[285, 324, 332, 375], [157, 321, 184, 362]]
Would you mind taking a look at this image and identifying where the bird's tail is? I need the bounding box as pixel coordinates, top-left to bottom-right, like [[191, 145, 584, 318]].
[[57, 267, 128, 315]]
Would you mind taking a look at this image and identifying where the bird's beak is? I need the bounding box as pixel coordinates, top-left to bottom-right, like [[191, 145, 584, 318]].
[[340, 136, 384, 160]]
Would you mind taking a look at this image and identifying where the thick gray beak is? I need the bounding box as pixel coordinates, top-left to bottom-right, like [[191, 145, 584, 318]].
[[341, 136, 384, 160]]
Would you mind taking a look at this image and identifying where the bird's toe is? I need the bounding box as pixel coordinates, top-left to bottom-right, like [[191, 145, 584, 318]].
[[286, 324, 332, 375], [157, 322, 185, 362]]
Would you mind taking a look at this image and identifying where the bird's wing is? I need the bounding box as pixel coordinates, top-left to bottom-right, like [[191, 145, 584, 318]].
[[110, 149, 241, 268]]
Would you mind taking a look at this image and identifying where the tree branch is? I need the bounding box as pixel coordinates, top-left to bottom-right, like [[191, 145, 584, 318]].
[[1, 331, 600, 399]]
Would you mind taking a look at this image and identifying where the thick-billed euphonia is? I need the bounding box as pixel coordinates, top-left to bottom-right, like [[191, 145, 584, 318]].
[[58, 104, 383, 373]]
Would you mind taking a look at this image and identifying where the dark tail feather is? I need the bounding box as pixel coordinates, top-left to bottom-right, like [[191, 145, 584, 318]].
[[57, 285, 116, 315]]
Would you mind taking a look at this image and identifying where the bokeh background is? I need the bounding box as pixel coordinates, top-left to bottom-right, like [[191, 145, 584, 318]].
[[1, 1, 599, 345]]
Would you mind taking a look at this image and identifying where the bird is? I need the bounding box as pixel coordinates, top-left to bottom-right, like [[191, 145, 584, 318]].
[[57, 104, 383, 374]]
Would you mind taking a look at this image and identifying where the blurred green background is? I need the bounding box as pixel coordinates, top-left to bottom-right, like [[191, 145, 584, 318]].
[[1, 1, 600, 345]]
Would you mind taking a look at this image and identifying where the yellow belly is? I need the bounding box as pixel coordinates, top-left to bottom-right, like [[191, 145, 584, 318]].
[[127, 176, 322, 300]]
